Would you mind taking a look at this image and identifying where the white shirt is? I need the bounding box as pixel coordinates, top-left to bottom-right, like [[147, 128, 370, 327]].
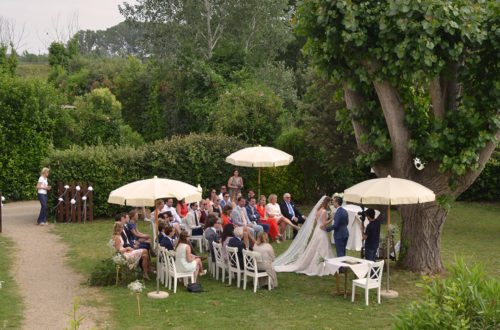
[[161, 205, 182, 222], [37, 176, 48, 194]]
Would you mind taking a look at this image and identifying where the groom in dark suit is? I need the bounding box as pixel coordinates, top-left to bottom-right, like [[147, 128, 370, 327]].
[[323, 196, 349, 258], [279, 193, 307, 238]]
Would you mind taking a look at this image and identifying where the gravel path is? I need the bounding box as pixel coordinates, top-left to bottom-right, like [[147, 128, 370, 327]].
[[2, 201, 109, 329]]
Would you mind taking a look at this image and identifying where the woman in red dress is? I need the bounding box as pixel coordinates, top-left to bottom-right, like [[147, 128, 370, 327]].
[[176, 198, 188, 218], [221, 204, 234, 227], [257, 195, 281, 242]]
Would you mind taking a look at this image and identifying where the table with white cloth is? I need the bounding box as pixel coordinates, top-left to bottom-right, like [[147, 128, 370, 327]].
[[329, 204, 380, 251], [324, 256, 373, 298]]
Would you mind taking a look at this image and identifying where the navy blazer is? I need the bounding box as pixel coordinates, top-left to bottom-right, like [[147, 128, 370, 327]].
[[326, 206, 349, 240], [158, 232, 174, 251], [227, 237, 245, 269], [279, 200, 304, 221], [245, 204, 259, 223]]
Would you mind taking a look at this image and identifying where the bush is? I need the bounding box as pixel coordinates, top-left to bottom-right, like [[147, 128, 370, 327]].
[[394, 257, 500, 329], [459, 150, 500, 201], [0, 75, 64, 200], [89, 257, 140, 286]]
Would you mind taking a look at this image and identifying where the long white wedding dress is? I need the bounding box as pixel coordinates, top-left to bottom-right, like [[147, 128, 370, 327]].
[[274, 196, 336, 276]]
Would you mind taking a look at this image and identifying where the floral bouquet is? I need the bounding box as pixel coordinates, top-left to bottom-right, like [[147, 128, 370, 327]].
[[112, 254, 128, 286], [128, 280, 146, 316]]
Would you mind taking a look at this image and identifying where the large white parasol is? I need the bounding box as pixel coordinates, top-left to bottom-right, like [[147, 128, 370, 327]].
[[226, 145, 293, 196], [108, 176, 202, 299], [343, 175, 435, 298]]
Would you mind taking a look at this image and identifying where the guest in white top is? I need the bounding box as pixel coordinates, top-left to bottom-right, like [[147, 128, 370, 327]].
[[36, 167, 51, 225], [266, 194, 300, 238], [162, 198, 182, 222]]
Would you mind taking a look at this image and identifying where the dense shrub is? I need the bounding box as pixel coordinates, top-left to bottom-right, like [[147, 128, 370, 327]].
[[89, 257, 140, 286], [459, 150, 500, 201], [0, 76, 64, 200], [394, 257, 500, 329]]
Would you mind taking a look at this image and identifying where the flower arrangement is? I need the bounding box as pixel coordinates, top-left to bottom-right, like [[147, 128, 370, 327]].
[[332, 192, 344, 198], [317, 256, 326, 265], [106, 239, 116, 252], [128, 280, 146, 316], [112, 254, 128, 286], [414, 157, 425, 171]]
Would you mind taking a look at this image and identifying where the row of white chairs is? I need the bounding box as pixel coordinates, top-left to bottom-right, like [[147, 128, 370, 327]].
[[158, 247, 195, 293], [212, 242, 271, 293]]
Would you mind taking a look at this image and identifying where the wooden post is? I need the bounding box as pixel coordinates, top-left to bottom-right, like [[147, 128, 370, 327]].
[[88, 182, 93, 223], [64, 182, 70, 222], [0, 192, 3, 233], [76, 182, 82, 223]]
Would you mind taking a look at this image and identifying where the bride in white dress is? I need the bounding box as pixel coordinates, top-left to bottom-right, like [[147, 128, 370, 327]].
[[274, 196, 337, 276]]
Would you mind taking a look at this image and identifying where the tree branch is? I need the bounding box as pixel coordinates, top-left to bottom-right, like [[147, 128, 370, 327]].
[[430, 78, 446, 119], [372, 80, 412, 177]]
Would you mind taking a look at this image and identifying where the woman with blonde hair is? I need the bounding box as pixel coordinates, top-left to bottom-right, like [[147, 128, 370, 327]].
[[112, 222, 152, 280], [253, 232, 278, 289], [256, 195, 281, 242], [36, 167, 51, 225], [266, 194, 300, 239]]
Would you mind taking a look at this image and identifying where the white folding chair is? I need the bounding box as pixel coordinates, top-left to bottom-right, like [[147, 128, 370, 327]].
[[166, 251, 195, 293], [181, 217, 204, 253], [242, 250, 271, 293], [226, 246, 243, 288], [352, 260, 384, 305], [146, 218, 158, 250], [158, 247, 168, 285], [212, 242, 228, 282], [204, 236, 215, 275]]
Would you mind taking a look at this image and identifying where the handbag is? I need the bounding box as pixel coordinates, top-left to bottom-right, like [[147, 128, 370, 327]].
[[187, 282, 202, 293]]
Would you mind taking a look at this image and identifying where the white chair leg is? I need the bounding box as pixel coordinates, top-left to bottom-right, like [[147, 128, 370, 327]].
[[243, 275, 247, 290], [174, 277, 178, 294], [191, 274, 194, 283], [237, 273, 241, 288], [378, 287, 381, 304], [253, 277, 258, 293], [268, 276, 271, 290], [228, 271, 232, 285], [365, 288, 369, 306], [351, 283, 356, 302]]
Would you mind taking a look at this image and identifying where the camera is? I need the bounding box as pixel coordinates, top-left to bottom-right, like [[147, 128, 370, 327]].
[[357, 206, 366, 222]]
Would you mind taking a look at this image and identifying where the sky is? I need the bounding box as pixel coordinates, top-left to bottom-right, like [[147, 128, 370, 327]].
[[0, 0, 136, 54]]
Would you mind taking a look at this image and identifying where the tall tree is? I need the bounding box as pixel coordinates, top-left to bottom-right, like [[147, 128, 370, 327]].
[[295, 0, 499, 273]]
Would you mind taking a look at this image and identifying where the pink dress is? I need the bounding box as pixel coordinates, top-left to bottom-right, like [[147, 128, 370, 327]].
[[117, 236, 143, 269]]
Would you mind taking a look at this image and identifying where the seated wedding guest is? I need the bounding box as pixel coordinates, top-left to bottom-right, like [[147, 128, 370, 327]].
[[266, 194, 300, 240], [199, 199, 210, 226], [153, 200, 166, 219], [221, 224, 235, 262], [176, 198, 188, 218], [232, 197, 264, 240], [219, 192, 231, 208], [227, 227, 246, 269], [204, 214, 220, 262], [206, 188, 218, 209], [175, 231, 206, 282], [221, 204, 234, 227], [256, 195, 281, 242], [218, 185, 229, 201], [113, 222, 153, 280], [158, 223, 175, 251], [211, 196, 223, 218], [279, 193, 307, 238], [115, 212, 139, 249], [246, 189, 256, 203], [163, 198, 182, 223], [246, 197, 269, 235], [361, 208, 381, 262], [232, 192, 243, 208], [253, 232, 278, 289], [128, 210, 152, 247], [185, 202, 204, 236]]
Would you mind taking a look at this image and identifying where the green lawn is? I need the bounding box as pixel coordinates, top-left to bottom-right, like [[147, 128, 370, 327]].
[[49, 202, 499, 329], [0, 236, 24, 329]]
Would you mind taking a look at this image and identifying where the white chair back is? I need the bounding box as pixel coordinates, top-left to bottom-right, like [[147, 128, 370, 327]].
[[366, 260, 384, 284], [212, 242, 228, 282], [243, 250, 258, 274], [226, 246, 240, 270]]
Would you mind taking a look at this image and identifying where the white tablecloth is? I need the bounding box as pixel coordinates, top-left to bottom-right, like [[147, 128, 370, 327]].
[[329, 204, 380, 251], [324, 256, 373, 278]]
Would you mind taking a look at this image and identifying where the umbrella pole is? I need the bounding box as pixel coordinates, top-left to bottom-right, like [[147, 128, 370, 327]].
[[386, 203, 390, 291], [147, 199, 168, 299], [258, 168, 261, 198]]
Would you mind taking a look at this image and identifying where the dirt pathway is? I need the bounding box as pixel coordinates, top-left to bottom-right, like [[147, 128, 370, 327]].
[[2, 201, 109, 330]]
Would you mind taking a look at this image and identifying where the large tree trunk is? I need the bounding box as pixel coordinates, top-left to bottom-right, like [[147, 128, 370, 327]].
[[398, 202, 448, 273]]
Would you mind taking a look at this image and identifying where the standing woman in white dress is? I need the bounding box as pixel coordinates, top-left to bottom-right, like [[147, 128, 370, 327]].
[[175, 232, 206, 282], [274, 196, 336, 276], [36, 167, 51, 225]]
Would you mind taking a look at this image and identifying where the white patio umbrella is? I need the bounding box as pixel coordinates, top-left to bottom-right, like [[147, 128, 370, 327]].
[[225, 145, 293, 196], [108, 176, 203, 299], [343, 175, 435, 298]]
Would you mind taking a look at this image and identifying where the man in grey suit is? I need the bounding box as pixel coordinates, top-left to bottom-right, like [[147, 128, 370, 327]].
[[204, 214, 220, 262], [231, 196, 264, 239]]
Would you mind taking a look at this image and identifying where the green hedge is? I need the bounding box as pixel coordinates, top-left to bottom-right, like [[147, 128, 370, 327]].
[[459, 150, 500, 201]]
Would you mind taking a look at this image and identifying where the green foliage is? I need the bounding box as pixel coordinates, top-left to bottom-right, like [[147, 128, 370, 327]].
[[0, 236, 24, 329], [294, 0, 500, 180], [394, 257, 500, 329], [65, 297, 85, 330], [89, 258, 140, 286], [44, 133, 249, 216], [0, 75, 64, 200], [48, 42, 76, 69], [459, 150, 500, 201], [212, 81, 284, 145], [0, 44, 18, 76]]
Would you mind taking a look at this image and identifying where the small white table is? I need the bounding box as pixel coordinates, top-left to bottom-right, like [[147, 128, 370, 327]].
[[324, 256, 373, 298]]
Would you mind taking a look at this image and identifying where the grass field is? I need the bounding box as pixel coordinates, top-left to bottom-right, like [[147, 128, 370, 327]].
[[0, 236, 24, 329], [49, 201, 499, 329]]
